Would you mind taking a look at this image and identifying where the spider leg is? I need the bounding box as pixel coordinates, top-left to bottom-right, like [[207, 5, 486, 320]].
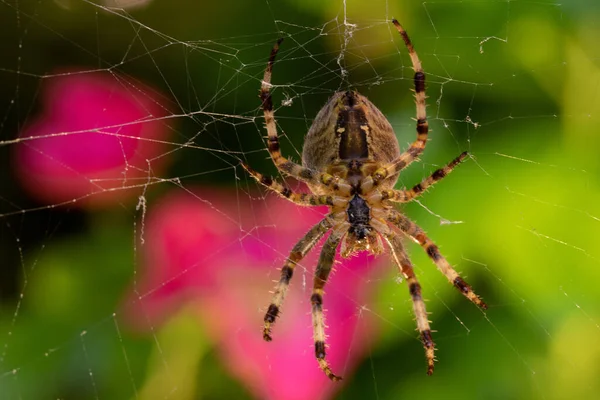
[[385, 232, 436, 375], [380, 152, 468, 203], [387, 210, 487, 310], [241, 162, 347, 207], [360, 20, 428, 192], [263, 217, 333, 341], [260, 39, 352, 195], [260, 39, 313, 181], [311, 223, 348, 382]]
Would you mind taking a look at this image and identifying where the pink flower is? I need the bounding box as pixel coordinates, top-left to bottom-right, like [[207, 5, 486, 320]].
[[125, 188, 385, 399], [14, 70, 171, 208]]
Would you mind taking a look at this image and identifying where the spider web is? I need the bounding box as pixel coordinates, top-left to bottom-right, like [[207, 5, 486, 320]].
[[1, 0, 599, 399]]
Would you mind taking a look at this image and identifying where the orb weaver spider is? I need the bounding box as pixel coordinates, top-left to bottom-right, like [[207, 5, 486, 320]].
[[242, 19, 487, 381]]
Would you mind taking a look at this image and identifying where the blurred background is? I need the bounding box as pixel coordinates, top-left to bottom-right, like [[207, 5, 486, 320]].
[[1, 0, 600, 399]]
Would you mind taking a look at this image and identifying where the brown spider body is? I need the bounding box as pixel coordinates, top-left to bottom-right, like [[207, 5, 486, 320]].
[[302, 91, 401, 192], [302, 90, 401, 257], [242, 20, 488, 382]]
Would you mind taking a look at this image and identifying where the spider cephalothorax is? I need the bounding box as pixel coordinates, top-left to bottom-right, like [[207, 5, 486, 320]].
[[242, 19, 487, 381]]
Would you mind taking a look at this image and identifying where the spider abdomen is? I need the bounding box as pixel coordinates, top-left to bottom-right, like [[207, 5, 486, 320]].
[[302, 91, 400, 181], [336, 93, 369, 160]]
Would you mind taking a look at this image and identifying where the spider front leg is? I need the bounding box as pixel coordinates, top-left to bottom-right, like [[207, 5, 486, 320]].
[[263, 217, 333, 341], [388, 210, 487, 310], [311, 223, 348, 382], [260, 39, 352, 196], [385, 233, 436, 375], [380, 152, 468, 203]]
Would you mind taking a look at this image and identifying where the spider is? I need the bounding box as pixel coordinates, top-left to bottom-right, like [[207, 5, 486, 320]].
[[241, 19, 487, 381]]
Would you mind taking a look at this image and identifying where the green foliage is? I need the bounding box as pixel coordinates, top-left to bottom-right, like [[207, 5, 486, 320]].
[[1, 1, 599, 399]]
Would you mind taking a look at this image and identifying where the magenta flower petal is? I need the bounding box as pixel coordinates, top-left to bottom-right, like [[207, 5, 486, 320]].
[[125, 189, 384, 399], [14, 70, 172, 208]]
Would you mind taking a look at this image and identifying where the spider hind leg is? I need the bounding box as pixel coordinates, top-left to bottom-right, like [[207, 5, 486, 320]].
[[360, 20, 429, 192]]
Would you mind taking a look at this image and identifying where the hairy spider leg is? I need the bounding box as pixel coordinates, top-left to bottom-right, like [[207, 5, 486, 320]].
[[241, 162, 345, 207], [260, 39, 352, 196], [380, 151, 469, 203], [361, 19, 429, 192], [311, 223, 349, 382], [263, 218, 334, 341], [388, 210, 488, 310], [385, 233, 436, 375]]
